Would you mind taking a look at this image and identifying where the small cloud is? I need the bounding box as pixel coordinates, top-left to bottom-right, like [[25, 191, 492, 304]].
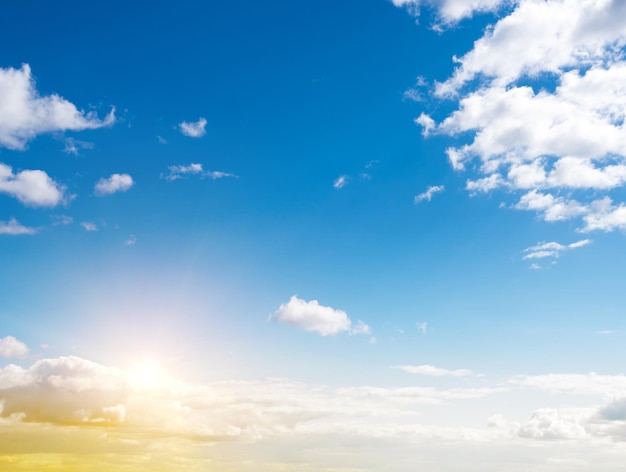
[[270, 295, 370, 337], [157, 135, 167, 144], [414, 185, 445, 203], [0, 336, 29, 358], [0, 218, 37, 235], [391, 364, 474, 377], [51, 215, 73, 226], [81, 222, 98, 232], [523, 239, 591, 260], [416, 322, 427, 334], [403, 76, 428, 102], [529, 263, 542, 270], [63, 137, 94, 155], [333, 175, 349, 189], [94, 173, 134, 196], [178, 117, 207, 138], [596, 330, 614, 335], [124, 235, 136, 246], [162, 163, 237, 182]]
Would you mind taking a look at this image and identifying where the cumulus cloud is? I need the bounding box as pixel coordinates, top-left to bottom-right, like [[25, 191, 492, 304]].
[[0, 218, 37, 235], [271, 296, 370, 336], [94, 173, 133, 196], [0, 336, 29, 358], [516, 408, 591, 440], [0, 163, 65, 207], [162, 163, 237, 182], [0, 64, 115, 150], [414, 185, 445, 203], [407, 0, 626, 233], [178, 117, 207, 138], [510, 372, 626, 396], [523, 239, 591, 259], [392, 364, 474, 376]]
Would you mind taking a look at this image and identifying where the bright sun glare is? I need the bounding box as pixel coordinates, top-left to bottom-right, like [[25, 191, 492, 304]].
[[129, 361, 165, 390]]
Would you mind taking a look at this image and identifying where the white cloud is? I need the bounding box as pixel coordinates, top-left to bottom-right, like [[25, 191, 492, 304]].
[[414, 185, 444, 203], [392, 0, 507, 26], [0, 64, 115, 150], [157, 135, 167, 144], [81, 222, 98, 232], [0, 163, 65, 207], [409, 0, 626, 233], [523, 239, 591, 259], [0, 218, 36, 235], [510, 372, 626, 397], [0, 336, 29, 358], [163, 163, 237, 182], [94, 173, 134, 196], [271, 296, 370, 336], [178, 117, 207, 138], [416, 321, 428, 334], [392, 364, 474, 377], [124, 235, 136, 246], [333, 175, 349, 189], [516, 408, 591, 440], [51, 214, 73, 226], [63, 137, 94, 155]]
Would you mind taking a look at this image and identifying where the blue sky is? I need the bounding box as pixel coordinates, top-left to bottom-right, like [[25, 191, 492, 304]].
[[2, 1, 626, 470]]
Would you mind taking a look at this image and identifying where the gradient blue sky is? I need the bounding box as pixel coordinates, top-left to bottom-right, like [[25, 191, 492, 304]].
[[2, 1, 626, 470]]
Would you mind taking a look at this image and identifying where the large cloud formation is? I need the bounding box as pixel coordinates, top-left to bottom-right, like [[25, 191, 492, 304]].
[[0, 64, 115, 150], [405, 0, 626, 232]]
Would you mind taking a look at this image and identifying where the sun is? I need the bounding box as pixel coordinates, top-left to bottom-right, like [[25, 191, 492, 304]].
[[129, 360, 165, 390]]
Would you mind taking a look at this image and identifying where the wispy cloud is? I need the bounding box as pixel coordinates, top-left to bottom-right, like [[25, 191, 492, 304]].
[[523, 239, 591, 260], [81, 222, 98, 232], [392, 364, 474, 377], [0, 218, 37, 235], [94, 173, 134, 196], [63, 137, 94, 155], [333, 175, 349, 189], [414, 185, 445, 203], [0, 64, 115, 150], [271, 295, 370, 337], [178, 117, 207, 138], [124, 235, 136, 246], [416, 322, 427, 334], [162, 163, 237, 182]]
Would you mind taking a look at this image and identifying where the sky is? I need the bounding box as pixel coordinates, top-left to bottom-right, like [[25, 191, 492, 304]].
[[2, 0, 626, 470]]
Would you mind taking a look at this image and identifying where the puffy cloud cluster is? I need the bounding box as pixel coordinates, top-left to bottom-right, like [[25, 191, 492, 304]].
[[94, 173, 134, 196], [0, 163, 65, 207], [406, 0, 626, 232], [0, 218, 36, 236], [392, 0, 507, 26], [0, 64, 115, 150], [178, 117, 207, 138], [271, 296, 370, 336], [0, 336, 29, 358]]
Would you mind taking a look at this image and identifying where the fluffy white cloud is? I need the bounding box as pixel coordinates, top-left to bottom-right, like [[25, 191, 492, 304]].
[[0, 336, 29, 358], [163, 163, 237, 182], [0, 64, 115, 150], [94, 173, 133, 196], [523, 239, 591, 259], [178, 117, 207, 138], [516, 408, 592, 440], [414, 185, 445, 203], [0, 218, 36, 235], [0, 163, 65, 207], [392, 364, 474, 376], [271, 296, 370, 336], [410, 0, 626, 233]]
